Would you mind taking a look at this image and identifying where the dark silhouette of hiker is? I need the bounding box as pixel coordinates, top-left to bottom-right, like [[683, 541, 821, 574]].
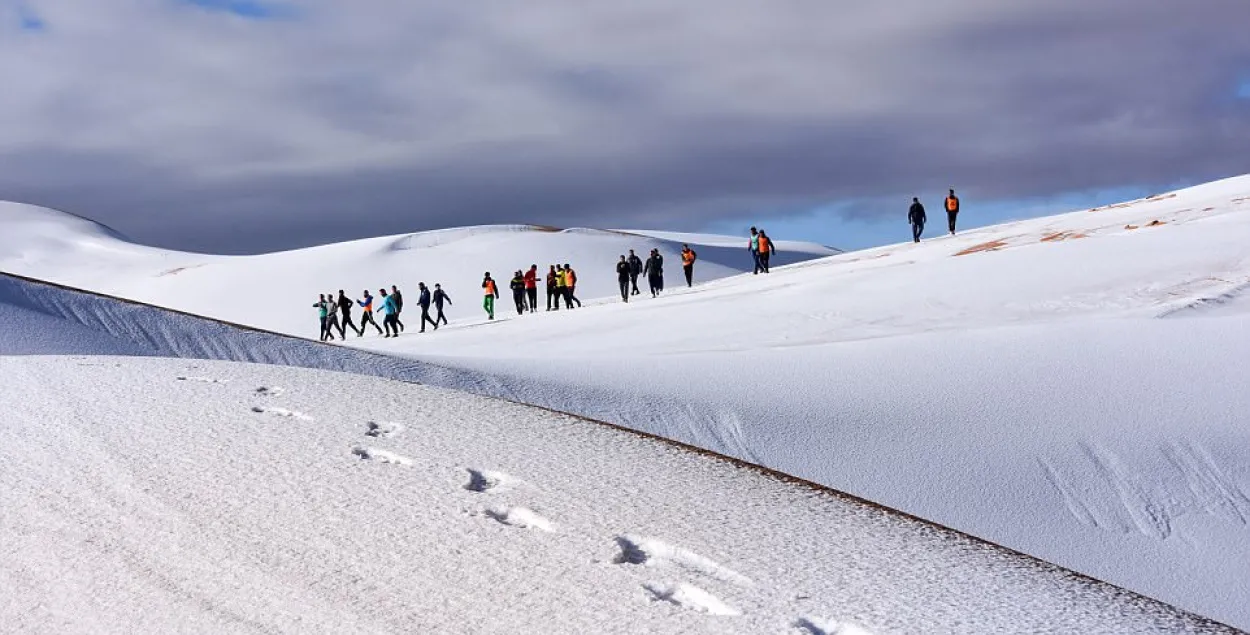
[[749, 227, 762, 274], [627, 250, 643, 295], [337, 290, 362, 337], [417, 282, 439, 332], [616, 255, 631, 302], [390, 285, 405, 332], [546, 265, 559, 311], [644, 249, 664, 297], [510, 270, 526, 315], [909, 197, 926, 243], [432, 284, 452, 326], [313, 294, 333, 341], [326, 291, 345, 339]]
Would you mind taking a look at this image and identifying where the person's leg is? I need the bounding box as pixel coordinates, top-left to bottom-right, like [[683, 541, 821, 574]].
[[319, 317, 328, 341], [760, 253, 770, 273], [684, 264, 693, 287], [948, 211, 957, 234], [572, 288, 581, 307], [528, 289, 538, 312], [619, 280, 627, 301], [367, 312, 384, 334], [753, 251, 761, 274]]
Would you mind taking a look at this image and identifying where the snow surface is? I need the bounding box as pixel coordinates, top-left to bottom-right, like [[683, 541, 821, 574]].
[[3, 176, 1250, 627], [0, 355, 1223, 633]]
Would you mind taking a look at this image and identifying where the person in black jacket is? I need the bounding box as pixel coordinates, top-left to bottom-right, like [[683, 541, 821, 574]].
[[616, 255, 631, 302], [510, 270, 526, 315], [432, 283, 452, 326], [644, 249, 664, 297], [545, 265, 558, 311], [390, 285, 405, 332], [908, 197, 926, 243], [416, 282, 439, 332], [627, 249, 643, 296], [337, 290, 362, 337]]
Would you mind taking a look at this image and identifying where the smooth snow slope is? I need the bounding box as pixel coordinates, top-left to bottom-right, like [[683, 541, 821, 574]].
[[3, 176, 1249, 627], [0, 355, 1227, 634], [0, 201, 835, 337]]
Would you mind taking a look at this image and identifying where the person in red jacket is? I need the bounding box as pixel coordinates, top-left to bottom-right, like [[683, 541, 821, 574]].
[[523, 265, 539, 313]]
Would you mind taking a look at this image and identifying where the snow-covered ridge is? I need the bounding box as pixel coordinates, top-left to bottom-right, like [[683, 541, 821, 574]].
[[0, 272, 1231, 633]]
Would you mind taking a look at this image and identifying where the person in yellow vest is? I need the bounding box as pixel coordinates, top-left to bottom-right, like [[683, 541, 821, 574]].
[[553, 265, 567, 311], [680, 245, 697, 287], [481, 272, 499, 320], [563, 263, 582, 308], [945, 189, 960, 235]]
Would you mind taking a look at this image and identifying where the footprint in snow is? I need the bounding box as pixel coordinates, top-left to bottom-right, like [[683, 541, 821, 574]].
[[483, 506, 556, 532], [177, 376, 229, 384], [793, 617, 875, 635], [613, 535, 752, 587], [365, 421, 404, 438], [255, 386, 285, 397], [464, 468, 521, 493], [251, 406, 313, 421], [351, 446, 413, 466], [642, 582, 739, 616]]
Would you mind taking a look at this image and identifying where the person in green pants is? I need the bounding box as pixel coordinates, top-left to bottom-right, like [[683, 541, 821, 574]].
[[482, 272, 499, 320]]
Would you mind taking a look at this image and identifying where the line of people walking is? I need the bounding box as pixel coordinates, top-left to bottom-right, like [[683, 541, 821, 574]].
[[909, 189, 962, 243], [314, 283, 452, 341], [483, 263, 584, 320]]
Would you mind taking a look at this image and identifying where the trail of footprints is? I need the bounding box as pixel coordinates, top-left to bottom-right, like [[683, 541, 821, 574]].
[[197, 371, 865, 632]]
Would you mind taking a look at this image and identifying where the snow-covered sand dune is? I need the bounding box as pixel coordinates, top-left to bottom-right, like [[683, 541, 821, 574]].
[[3, 175, 1250, 628], [0, 351, 1227, 633]]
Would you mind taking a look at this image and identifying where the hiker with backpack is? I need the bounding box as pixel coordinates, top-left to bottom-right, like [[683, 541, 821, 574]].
[[644, 249, 664, 297], [945, 189, 960, 235]]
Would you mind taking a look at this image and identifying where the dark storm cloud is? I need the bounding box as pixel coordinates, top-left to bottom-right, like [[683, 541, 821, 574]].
[[0, 0, 1247, 253]]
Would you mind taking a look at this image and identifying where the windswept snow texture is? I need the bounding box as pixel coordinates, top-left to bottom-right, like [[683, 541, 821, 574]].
[[0, 356, 1225, 633], [3, 176, 1250, 627]]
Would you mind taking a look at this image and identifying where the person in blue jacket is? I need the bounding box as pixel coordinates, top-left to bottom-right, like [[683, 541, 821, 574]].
[[357, 290, 384, 336], [379, 288, 400, 338]]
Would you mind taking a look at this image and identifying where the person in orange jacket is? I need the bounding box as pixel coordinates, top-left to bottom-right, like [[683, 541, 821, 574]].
[[680, 245, 697, 287], [482, 272, 499, 320], [757, 230, 775, 273], [945, 189, 960, 235]]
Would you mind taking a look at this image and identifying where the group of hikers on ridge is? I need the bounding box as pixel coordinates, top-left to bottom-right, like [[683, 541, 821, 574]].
[[908, 189, 962, 243], [486, 263, 583, 320], [313, 284, 450, 341], [311, 227, 793, 338]]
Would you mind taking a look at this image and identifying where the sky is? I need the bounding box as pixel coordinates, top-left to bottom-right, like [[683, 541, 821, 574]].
[[0, 0, 1247, 254]]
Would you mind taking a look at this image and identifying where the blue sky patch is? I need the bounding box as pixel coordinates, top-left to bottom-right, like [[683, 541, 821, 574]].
[[181, 0, 295, 19], [17, 4, 45, 31], [1237, 81, 1250, 100]]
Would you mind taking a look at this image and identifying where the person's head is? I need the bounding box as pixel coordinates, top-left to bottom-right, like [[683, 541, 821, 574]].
[[530, 264, 537, 270], [338, 289, 345, 296], [949, 188, 955, 195], [750, 226, 757, 234], [379, 288, 387, 295], [435, 283, 441, 289], [620, 255, 626, 260], [682, 244, 689, 250], [629, 249, 635, 255], [363, 289, 370, 296], [419, 282, 426, 289], [318, 293, 325, 300], [913, 197, 919, 203], [564, 263, 571, 268], [484, 272, 491, 278], [391, 285, 398, 292], [549, 264, 556, 271], [759, 230, 767, 236]]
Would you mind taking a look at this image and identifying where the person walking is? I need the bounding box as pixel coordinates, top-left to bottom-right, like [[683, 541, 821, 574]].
[[337, 290, 362, 337], [546, 265, 559, 311], [564, 263, 582, 308], [313, 294, 333, 341], [616, 255, 631, 302], [554, 265, 567, 310], [627, 249, 643, 296], [432, 283, 452, 326], [757, 230, 775, 273], [644, 249, 664, 297], [748, 227, 762, 274], [509, 270, 526, 315], [416, 282, 439, 332], [482, 272, 499, 320], [680, 244, 697, 287], [945, 189, 960, 235], [379, 288, 400, 337], [524, 265, 539, 313], [909, 197, 927, 243], [390, 285, 405, 333], [325, 291, 345, 339], [358, 289, 384, 335]]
